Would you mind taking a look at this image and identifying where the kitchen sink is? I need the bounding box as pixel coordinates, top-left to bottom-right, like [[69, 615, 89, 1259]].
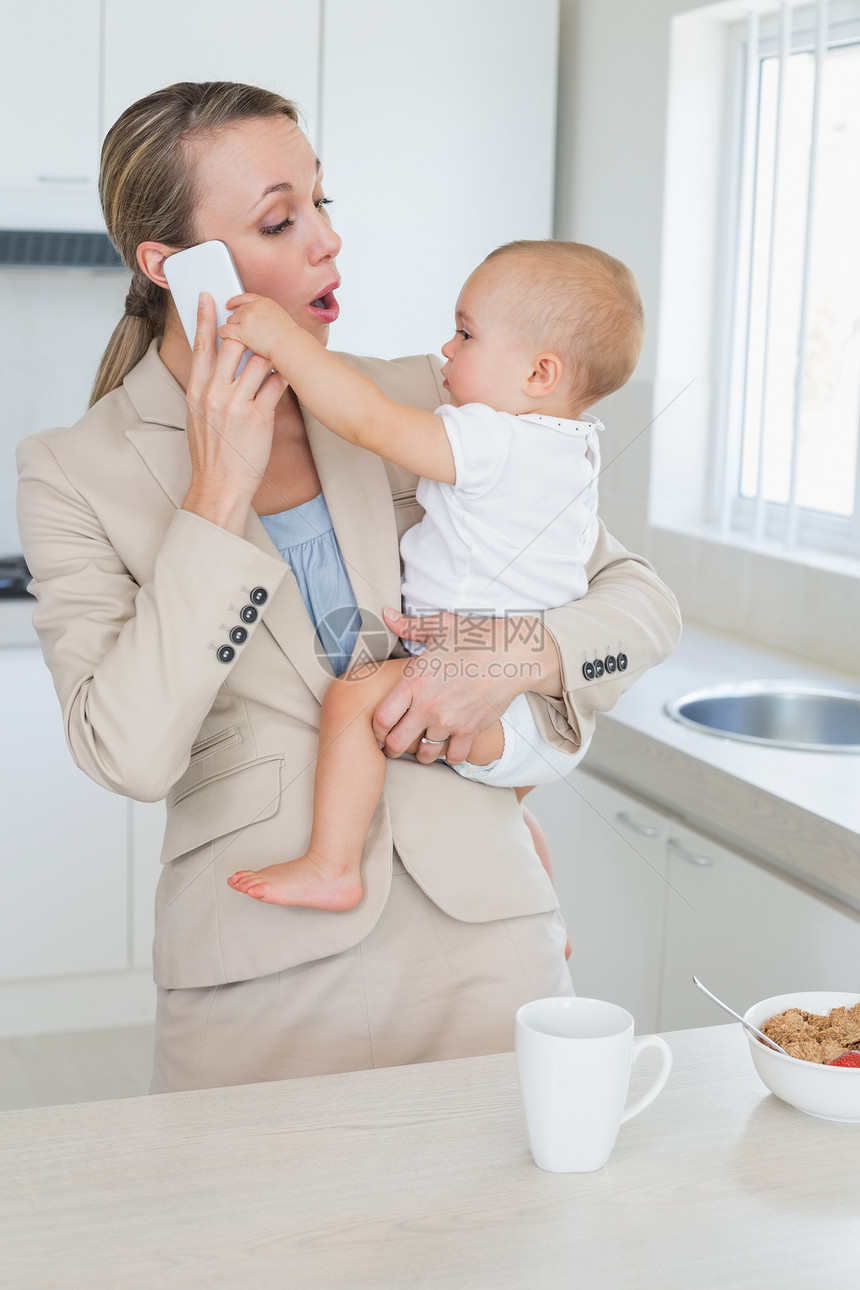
[[665, 682, 860, 752]]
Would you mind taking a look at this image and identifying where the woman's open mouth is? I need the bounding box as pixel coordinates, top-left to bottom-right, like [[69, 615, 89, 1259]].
[[307, 282, 340, 324]]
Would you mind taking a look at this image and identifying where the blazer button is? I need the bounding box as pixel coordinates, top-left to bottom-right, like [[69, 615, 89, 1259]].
[[240, 604, 258, 624], [604, 655, 617, 674], [617, 653, 628, 671], [593, 658, 605, 678], [217, 644, 235, 664], [582, 661, 596, 681], [250, 586, 268, 605], [230, 626, 249, 645]]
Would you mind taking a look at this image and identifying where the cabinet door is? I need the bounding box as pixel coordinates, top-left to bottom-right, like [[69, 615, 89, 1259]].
[[0, 650, 128, 979], [0, 0, 101, 190], [321, 0, 559, 358], [659, 824, 860, 1031], [529, 772, 669, 1033], [102, 1, 321, 144]]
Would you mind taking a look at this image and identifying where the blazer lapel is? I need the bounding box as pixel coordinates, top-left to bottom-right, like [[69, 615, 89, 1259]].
[[123, 350, 193, 511]]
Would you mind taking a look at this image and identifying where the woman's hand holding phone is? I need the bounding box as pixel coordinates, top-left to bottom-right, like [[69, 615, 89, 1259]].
[[181, 293, 287, 536]]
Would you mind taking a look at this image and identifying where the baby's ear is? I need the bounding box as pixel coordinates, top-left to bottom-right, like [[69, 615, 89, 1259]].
[[525, 352, 564, 397]]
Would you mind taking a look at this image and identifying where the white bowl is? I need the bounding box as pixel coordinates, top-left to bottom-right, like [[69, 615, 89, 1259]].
[[744, 992, 860, 1123]]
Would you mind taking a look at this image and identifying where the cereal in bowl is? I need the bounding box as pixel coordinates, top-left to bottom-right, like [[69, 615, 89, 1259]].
[[761, 1003, 860, 1064]]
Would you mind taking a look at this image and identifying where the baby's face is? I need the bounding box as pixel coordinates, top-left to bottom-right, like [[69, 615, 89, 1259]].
[[439, 266, 533, 412]]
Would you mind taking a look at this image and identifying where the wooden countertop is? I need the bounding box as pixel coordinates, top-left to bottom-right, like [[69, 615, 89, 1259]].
[[3, 1023, 859, 1288]]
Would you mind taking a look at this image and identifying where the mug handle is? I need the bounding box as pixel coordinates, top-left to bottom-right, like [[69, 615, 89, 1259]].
[[620, 1035, 673, 1124]]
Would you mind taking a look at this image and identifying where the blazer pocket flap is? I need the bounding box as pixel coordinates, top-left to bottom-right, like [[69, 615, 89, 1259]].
[[161, 755, 283, 863], [382, 757, 559, 921]]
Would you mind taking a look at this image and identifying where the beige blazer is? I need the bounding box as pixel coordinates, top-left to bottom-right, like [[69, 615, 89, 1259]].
[[16, 342, 681, 988]]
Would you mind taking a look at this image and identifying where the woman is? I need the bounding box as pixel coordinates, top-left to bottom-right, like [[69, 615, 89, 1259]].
[[16, 83, 681, 1092]]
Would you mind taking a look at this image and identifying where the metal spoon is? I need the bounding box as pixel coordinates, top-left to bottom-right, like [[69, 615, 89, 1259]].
[[692, 976, 790, 1056]]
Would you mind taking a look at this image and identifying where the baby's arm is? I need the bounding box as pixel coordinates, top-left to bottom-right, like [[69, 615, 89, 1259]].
[[220, 294, 456, 484]]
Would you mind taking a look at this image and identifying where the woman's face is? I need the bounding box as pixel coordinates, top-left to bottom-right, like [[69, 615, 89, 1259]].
[[191, 115, 342, 344]]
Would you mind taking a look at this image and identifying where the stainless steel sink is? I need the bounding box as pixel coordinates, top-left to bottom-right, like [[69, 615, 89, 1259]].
[[665, 682, 860, 752]]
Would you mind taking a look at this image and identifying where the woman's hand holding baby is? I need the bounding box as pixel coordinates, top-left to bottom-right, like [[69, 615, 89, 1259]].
[[374, 607, 563, 765]]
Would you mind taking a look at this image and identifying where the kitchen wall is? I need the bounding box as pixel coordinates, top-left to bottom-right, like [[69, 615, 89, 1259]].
[[554, 0, 860, 674]]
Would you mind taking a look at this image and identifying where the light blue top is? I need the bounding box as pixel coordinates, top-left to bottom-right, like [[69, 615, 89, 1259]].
[[260, 493, 359, 676]]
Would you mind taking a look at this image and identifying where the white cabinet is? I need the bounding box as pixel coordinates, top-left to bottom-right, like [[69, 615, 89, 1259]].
[[0, 0, 103, 230], [0, 0, 322, 232], [660, 824, 860, 1031], [0, 648, 165, 1004], [322, 0, 559, 357], [0, 647, 165, 1035], [0, 1, 101, 192], [529, 770, 860, 1035], [528, 774, 669, 1033], [0, 648, 128, 980]]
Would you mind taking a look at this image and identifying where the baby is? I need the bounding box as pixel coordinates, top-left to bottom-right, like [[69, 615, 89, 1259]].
[[222, 240, 645, 911]]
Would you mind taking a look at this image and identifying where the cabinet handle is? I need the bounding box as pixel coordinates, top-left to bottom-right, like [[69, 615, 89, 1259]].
[[37, 175, 90, 184], [615, 810, 660, 838], [667, 838, 715, 867]]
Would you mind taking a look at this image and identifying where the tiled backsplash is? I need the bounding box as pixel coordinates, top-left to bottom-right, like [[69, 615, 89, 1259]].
[[649, 527, 860, 677], [0, 267, 129, 553]]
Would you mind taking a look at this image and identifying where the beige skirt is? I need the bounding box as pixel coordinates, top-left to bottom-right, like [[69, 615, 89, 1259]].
[[151, 853, 573, 1092]]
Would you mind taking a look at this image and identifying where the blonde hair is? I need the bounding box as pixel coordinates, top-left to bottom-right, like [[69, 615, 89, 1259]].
[[91, 81, 299, 406], [482, 240, 645, 405]]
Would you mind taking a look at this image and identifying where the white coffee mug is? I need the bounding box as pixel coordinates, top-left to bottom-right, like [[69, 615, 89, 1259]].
[[515, 996, 673, 1173]]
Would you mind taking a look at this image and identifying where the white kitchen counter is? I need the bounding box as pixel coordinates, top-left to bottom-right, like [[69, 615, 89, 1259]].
[[2, 1025, 858, 1289], [588, 621, 860, 910]]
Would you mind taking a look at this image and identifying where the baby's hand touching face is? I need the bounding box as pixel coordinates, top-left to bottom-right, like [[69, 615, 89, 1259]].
[[219, 294, 296, 360]]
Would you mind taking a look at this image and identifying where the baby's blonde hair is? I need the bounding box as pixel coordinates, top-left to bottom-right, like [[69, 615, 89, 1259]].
[[482, 240, 645, 404]]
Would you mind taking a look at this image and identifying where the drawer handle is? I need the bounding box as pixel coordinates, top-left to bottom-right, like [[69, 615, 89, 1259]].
[[615, 810, 660, 838], [667, 838, 714, 867]]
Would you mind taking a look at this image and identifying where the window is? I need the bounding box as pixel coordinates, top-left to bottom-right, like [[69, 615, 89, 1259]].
[[718, 1, 860, 558]]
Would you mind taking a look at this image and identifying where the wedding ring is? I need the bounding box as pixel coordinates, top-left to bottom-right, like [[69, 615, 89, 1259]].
[[420, 736, 447, 745]]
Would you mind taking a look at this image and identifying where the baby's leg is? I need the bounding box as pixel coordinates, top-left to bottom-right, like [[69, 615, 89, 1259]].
[[228, 658, 411, 911], [518, 787, 572, 961], [516, 788, 548, 874]]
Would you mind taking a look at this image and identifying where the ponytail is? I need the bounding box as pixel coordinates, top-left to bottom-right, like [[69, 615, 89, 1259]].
[[90, 274, 165, 406]]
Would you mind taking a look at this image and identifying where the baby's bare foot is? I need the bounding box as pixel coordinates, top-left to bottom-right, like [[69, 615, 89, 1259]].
[[227, 853, 363, 912]]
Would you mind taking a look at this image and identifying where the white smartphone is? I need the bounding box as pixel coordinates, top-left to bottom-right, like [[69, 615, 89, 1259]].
[[163, 240, 252, 375]]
